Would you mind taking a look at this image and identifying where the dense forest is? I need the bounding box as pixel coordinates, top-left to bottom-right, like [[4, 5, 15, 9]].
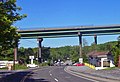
[[0, 40, 120, 66]]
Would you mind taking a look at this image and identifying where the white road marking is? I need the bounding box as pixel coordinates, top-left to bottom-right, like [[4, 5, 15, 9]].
[[54, 78, 58, 82], [69, 72, 99, 82], [50, 74, 52, 76], [64, 68, 99, 82]]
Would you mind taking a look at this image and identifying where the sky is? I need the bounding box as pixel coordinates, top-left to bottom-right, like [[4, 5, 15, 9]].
[[15, 0, 120, 48]]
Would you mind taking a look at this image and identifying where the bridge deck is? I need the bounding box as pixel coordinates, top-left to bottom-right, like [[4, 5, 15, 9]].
[[17, 25, 120, 39]]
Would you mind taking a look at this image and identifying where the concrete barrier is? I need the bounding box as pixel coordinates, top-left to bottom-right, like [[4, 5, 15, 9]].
[[84, 63, 95, 69]]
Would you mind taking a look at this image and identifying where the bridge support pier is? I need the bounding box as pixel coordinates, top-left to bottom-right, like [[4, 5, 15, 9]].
[[78, 32, 82, 57], [78, 32, 83, 63], [94, 35, 97, 51], [37, 38, 43, 63], [94, 35, 97, 45]]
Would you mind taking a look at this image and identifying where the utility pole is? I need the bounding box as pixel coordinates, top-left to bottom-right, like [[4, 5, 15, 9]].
[[13, 41, 18, 70]]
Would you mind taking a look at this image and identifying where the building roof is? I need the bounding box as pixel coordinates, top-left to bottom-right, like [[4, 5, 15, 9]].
[[87, 51, 110, 57]]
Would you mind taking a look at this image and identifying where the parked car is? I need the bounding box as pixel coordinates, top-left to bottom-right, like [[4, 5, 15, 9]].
[[27, 64, 39, 68], [73, 62, 84, 66]]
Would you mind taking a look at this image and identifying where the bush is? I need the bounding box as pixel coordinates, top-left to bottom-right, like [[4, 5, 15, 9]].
[[15, 64, 28, 70], [39, 62, 49, 66]]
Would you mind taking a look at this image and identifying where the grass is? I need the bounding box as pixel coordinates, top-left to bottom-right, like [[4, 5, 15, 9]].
[[104, 67, 117, 70], [14, 64, 28, 70], [0, 67, 8, 70], [0, 64, 28, 70], [39, 62, 49, 66]]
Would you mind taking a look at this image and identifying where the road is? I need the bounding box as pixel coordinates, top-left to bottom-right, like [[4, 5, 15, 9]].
[[0, 66, 103, 82]]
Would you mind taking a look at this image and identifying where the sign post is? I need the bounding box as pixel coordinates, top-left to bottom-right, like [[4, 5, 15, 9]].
[[79, 58, 83, 64], [29, 56, 34, 64]]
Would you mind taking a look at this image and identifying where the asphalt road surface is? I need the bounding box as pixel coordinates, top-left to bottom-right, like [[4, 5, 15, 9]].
[[0, 66, 103, 82]]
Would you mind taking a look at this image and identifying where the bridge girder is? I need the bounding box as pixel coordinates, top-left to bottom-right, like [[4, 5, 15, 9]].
[[17, 25, 120, 39]]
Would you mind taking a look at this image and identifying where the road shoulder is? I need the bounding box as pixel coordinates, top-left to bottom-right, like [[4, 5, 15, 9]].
[[64, 66, 120, 82]]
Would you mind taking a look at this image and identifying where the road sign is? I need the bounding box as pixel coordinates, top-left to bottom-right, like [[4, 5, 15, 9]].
[[29, 56, 34, 64], [29, 56, 34, 59]]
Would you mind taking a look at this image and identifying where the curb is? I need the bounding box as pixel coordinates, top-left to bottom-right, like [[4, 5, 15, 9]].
[[64, 66, 120, 82]]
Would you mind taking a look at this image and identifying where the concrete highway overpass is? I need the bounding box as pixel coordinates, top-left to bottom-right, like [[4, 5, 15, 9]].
[[17, 25, 120, 39], [16, 25, 120, 63]]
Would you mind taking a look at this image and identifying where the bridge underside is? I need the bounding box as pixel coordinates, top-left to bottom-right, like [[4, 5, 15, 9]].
[[14, 25, 120, 64], [17, 25, 120, 39]]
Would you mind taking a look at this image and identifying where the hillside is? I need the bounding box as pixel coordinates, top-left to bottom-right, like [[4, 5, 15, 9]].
[[50, 41, 118, 62]]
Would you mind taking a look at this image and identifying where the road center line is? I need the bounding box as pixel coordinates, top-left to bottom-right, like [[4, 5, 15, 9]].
[[54, 78, 58, 82], [50, 74, 52, 76]]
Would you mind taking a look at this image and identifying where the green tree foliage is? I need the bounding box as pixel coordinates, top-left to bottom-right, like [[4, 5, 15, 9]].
[[1, 39, 119, 65], [112, 46, 120, 66], [69, 46, 79, 62], [0, 0, 26, 54], [16, 40, 120, 65], [17, 47, 50, 64], [50, 41, 119, 64], [50, 46, 79, 62], [18, 47, 37, 64], [0, 48, 14, 60], [15, 40, 120, 66], [111, 36, 120, 66], [42, 47, 50, 61], [82, 38, 88, 62], [97, 41, 116, 52]]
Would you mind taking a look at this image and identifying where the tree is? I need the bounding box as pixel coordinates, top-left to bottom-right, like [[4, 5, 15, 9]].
[[110, 36, 120, 66], [82, 38, 88, 63], [0, 0, 26, 54], [82, 38, 88, 53], [70, 46, 79, 62], [42, 47, 50, 61], [90, 42, 96, 51]]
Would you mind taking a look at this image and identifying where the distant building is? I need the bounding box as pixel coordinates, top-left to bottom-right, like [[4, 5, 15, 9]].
[[87, 51, 115, 70]]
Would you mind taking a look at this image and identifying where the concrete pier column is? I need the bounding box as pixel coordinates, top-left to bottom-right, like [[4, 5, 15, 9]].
[[94, 35, 97, 45], [37, 38, 43, 63], [78, 32, 82, 58], [94, 35, 97, 51]]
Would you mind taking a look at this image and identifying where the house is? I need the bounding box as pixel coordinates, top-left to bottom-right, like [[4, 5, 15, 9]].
[[87, 51, 115, 70]]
